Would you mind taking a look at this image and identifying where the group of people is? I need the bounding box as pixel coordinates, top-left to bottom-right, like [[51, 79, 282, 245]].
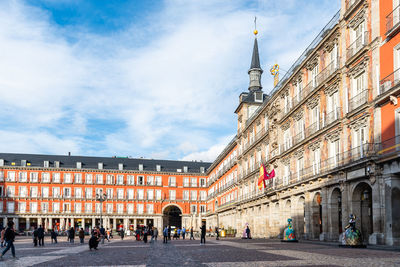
[[134, 226, 158, 243]]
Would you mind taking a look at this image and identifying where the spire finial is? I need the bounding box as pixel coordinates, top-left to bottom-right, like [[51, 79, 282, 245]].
[[254, 16, 258, 35]]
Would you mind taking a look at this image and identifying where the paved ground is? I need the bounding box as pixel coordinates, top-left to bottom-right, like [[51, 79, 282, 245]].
[[0, 236, 398, 266]]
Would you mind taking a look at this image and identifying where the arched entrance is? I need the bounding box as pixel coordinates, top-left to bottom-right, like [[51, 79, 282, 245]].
[[352, 182, 373, 242], [163, 205, 182, 229], [391, 187, 400, 243], [329, 188, 342, 240], [295, 196, 306, 239], [311, 192, 322, 239]]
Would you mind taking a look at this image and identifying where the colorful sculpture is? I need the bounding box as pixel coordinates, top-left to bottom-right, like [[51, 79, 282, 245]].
[[282, 218, 298, 242], [342, 214, 364, 247]]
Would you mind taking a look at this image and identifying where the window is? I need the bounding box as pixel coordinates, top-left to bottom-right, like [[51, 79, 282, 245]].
[[85, 174, 93, 184], [200, 191, 207, 201], [106, 175, 114, 185], [127, 204, 134, 214], [54, 161, 60, 168], [19, 202, 26, 213], [30, 186, 37, 197], [41, 173, 50, 183], [353, 72, 365, 97], [63, 188, 71, 198], [41, 202, 49, 213], [42, 187, 49, 198], [146, 204, 153, 214], [138, 164, 143, 171], [137, 189, 144, 200], [76, 162, 82, 169], [85, 188, 92, 199], [30, 172, 38, 183], [169, 190, 176, 200], [96, 174, 103, 184], [168, 177, 176, 187], [191, 177, 197, 187], [19, 172, 27, 182], [7, 171, 15, 182], [75, 188, 83, 198], [147, 176, 154, 185], [75, 203, 81, 213], [183, 166, 188, 173], [63, 203, 71, 213], [7, 202, 14, 213], [353, 127, 367, 157], [312, 64, 319, 87], [311, 104, 320, 130], [74, 173, 82, 183], [296, 119, 305, 140], [118, 163, 123, 171], [137, 204, 144, 214], [156, 165, 161, 172], [200, 205, 206, 214], [329, 140, 340, 167], [52, 203, 60, 213], [95, 203, 101, 214], [117, 204, 124, 214], [155, 176, 162, 186], [85, 203, 92, 213], [106, 204, 113, 214], [183, 177, 189, 187], [53, 187, 60, 198], [295, 80, 303, 102], [117, 175, 124, 185], [53, 173, 60, 183], [43, 161, 49, 168], [313, 148, 321, 175], [137, 176, 144, 186], [147, 189, 154, 200], [200, 178, 206, 187], [0, 171, 3, 182], [190, 191, 197, 201], [127, 189, 134, 200], [30, 202, 38, 213], [284, 94, 291, 113], [283, 128, 291, 150], [98, 162, 103, 170], [200, 167, 205, 173], [183, 190, 189, 200], [64, 173, 72, 183], [19, 186, 27, 197], [155, 190, 162, 200], [127, 175, 135, 185], [117, 189, 124, 199], [327, 91, 339, 119], [296, 157, 304, 181], [191, 205, 197, 214], [106, 188, 113, 199]]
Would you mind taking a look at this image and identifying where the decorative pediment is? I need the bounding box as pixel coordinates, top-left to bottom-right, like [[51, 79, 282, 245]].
[[348, 57, 369, 77], [281, 156, 291, 165], [324, 77, 341, 96], [306, 93, 320, 109], [348, 8, 366, 29], [280, 87, 290, 98], [348, 115, 369, 130], [308, 139, 321, 151], [293, 148, 304, 159], [293, 109, 304, 121], [325, 128, 342, 142], [306, 54, 319, 70], [281, 120, 291, 131], [293, 71, 304, 85], [324, 30, 340, 52]]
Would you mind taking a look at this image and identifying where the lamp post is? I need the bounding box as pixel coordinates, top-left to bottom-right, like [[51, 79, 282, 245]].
[[96, 189, 107, 229]]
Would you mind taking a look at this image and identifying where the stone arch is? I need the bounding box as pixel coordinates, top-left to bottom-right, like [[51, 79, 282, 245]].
[[162, 204, 182, 229], [351, 182, 373, 242], [311, 192, 322, 239], [272, 202, 280, 236], [391, 187, 400, 241], [329, 187, 342, 240], [294, 196, 306, 239], [283, 199, 292, 221]]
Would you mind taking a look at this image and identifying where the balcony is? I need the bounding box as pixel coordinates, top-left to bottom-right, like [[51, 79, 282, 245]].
[[377, 135, 400, 159], [386, 5, 400, 36], [346, 32, 369, 61], [379, 68, 400, 97], [324, 107, 341, 126], [348, 89, 369, 113]]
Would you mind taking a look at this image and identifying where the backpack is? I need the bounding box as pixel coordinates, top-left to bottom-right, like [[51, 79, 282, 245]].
[[4, 228, 15, 241]]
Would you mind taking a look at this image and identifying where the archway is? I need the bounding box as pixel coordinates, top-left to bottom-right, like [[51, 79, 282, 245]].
[[295, 196, 306, 239], [352, 182, 373, 242], [283, 199, 291, 221], [311, 192, 322, 239], [163, 205, 182, 229], [391, 187, 400, 242], [329, 188, 342, 240]]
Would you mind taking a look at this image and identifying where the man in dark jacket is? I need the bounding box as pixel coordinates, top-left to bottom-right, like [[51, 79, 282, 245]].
[[1, 221, 16, 259], [79, 228, 85, 244], [37, 225, 45, 246], [33, 227, 38, 247], [200, 222, 206, 244], [99, 226, 105, 244], [69, 227, 75, 243]]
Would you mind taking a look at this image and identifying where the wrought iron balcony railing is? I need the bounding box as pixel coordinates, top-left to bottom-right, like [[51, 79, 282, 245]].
[[379, 68, 400, 96], [348, 89, 369, 113], [386, 4, 400, 34], [347, 31, 369, 60]]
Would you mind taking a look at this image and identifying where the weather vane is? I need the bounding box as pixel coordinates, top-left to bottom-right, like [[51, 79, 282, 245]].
[[254, 16, 258, 36]]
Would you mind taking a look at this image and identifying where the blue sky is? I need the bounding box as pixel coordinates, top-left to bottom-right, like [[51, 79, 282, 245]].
[[0, 0, 340, 161]]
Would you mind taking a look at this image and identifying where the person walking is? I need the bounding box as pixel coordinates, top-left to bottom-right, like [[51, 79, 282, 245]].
[[163, 226, 168, 244], [246, 226, 251, 239], [153, 227, 158, 242], [0, 221, 16, 259], [120, 228, 124, 240], [215, 227, 220, 240], [177, 228, 181, 239], [182, 227, 186, 240], [33, 227, 38, 247], [200, 222, 206, 245], [100, 226, 106, 244], [79, 228, 85, 244], [69, 227, 75, 243], [149, 227, 154, 243], [37, 225, 45, 246], [143, 227, 148, 243], [106, 229, 111, 242], [190, 227, 195, 240], [50, 229, 58, 244]]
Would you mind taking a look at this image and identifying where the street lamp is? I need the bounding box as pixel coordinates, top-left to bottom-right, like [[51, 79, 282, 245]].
[[96, 189, 107, 229]]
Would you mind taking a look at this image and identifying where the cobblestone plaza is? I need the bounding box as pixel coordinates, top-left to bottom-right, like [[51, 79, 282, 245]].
[[0, 236, 398, 267]]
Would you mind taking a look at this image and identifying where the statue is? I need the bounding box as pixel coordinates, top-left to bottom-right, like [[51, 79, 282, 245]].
[[340, 214, 365, 248], [282, 218, 298, 242]]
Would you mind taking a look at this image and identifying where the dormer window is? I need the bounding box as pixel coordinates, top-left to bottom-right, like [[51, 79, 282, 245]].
[[98, 162, 103, 170], [76, 162, 82, 169], [138, 164, 143, 171], [183, 166, 188, 173], [44, 161, 49, 168], [118, 163, 124, 171], [21, 160, 26, 167], [156, 165, 161, 172], [54, 161, 60, 168], [200, 167, 205, 173], [0, 159, 4, 167]]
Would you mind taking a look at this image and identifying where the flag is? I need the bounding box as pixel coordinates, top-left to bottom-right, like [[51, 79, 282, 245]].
[[257, 164, 267, 190], [266, 169, 275, 180]]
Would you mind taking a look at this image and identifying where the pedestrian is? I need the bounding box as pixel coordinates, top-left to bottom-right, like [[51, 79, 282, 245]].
[[135, 228, 141, 241], [120, 228, 124, 240], [208, 226, 212, 237], [200, 222, 206, 245], [215, 227, 219, 240], [33, 227, 38, 247], [150, 227, 154, 243], [37, 225, 45, 246], [173, 228, 178, 240], [246, 226, 251, 239], [69, 227, 75, 243], [0, 227, 5, 247], [163, 226, 168, 243], [177, 228, 181, 239], [190, 227, 195, 240], [66, 228, 70, 243], [89, 231, 100, 250], [153, 227, 158, 242], [182, 227, 186, 240], [106, 228, 111, 242], [143, 227, 148, 243], [0, 221, 16, 259], [100, 225, 106, 244], [79, 228, 85, 244], [50, 229, 58, 244]]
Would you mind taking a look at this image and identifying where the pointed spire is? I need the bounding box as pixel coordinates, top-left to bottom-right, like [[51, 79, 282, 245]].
[[250, 38, 261, 69]]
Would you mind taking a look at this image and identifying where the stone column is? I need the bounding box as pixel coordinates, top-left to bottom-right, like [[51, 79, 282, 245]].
[[26, 218, 30, 231], [92, 218, 95, 228], [370, 179, 383, 244], [113, 218, 117, 230], [320, 187, 329, 241], [304, 192, 311, 239], [82, 218, 85, 229], [134, 218, 137, 228], [48, 218, 52, 230], [71, 218, 75, 228], [38, 217, 42, 227], [124, 218, 128, 230], [13, 218, 19, 231]]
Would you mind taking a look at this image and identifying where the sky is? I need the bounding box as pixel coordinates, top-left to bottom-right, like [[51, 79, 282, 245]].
[[0, 0, 340, 162]]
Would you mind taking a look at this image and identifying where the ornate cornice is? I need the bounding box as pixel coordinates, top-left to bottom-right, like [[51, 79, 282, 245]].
[[325, 128, 342, 142], [324, 30, 340, 53], [348, 8, 366, 29], [308, 139, 321, 151], [348, 114, 369, 130], [293, 148, 304, 159], [281, 156, 291, 165], [306, 54, 320, 70], [348, 57, 369, 77], [324, 77, 341, 96], [306, 93, 320, 109], [293, 109, 304, 121], [281, 120, 291, 131], [293, 71, 304, 85]]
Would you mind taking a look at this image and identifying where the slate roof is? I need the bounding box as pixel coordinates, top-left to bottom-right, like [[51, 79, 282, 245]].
[[250, 38, 261, 70], [0, 153, 211, 174]]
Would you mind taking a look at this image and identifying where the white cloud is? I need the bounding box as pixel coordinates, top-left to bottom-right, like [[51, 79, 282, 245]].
[[0, 0, 339, 160]]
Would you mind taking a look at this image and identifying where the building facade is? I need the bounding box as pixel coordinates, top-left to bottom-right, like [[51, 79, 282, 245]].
[[0, 154, 210, 233]]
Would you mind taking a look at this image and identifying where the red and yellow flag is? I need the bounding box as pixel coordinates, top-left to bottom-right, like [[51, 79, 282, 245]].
[[257, 164, 267, 190]]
